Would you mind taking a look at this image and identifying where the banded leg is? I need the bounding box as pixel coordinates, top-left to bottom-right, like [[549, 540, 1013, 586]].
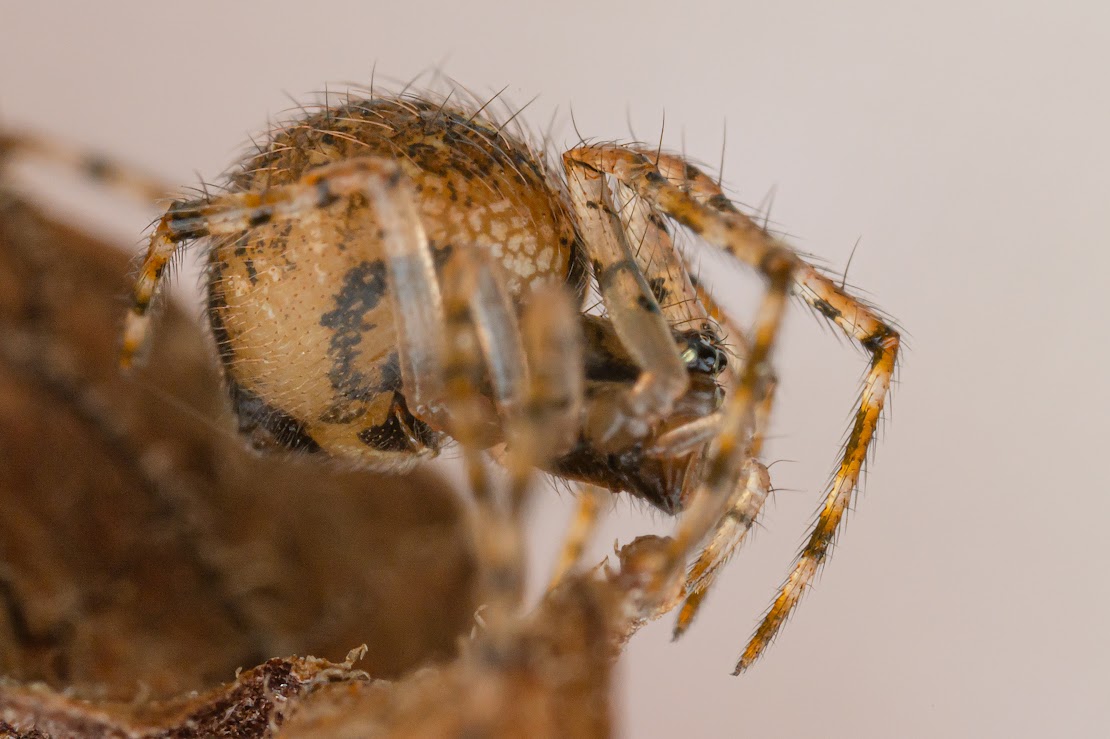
[[651, 160, 777, 462], [583, 151, 781, 638], [509, 284, 585, 503], [672, 287, 780, 639], [612, 174, 739, 461], [612, 172, 752, 460], [547, 484, 610, 589], [655, 241, 791, 616], [569, 145, 901, 672], [121, 155, 428, 368], [563, 155, 689, 451], [673, 458, 772, 639], [505, 285, 593, 601], [440, 254, 589, 639], [0, 129, 176, 203], [612, 177, 704, 330], [516, 283, 608, 592], [539, 175, 688, 590], [630, 179, 781, 638], [438, 247, 529, 633]]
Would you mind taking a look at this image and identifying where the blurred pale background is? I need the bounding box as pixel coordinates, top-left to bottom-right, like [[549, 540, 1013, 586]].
[[2, 1, 1107, 736]]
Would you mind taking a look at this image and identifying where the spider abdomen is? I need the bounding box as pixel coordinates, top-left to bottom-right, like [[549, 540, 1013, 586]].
[[206, 96, 581, 467]]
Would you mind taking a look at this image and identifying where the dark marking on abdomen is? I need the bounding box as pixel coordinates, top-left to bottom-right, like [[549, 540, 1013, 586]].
[[227, 379, 321, 452], [319, 260, 389, 398], [206, 259, 319, 452], [357, 392, 439, 453], [206, 260, 237, 368], [232, 243, 259, 284]]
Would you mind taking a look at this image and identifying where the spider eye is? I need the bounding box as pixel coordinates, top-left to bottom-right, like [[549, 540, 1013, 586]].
[[681, 336, 728, 375], [707, 346, 728, 372]]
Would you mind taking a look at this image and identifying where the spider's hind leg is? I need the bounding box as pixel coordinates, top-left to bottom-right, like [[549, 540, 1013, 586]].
[[121, 156, 426, 367], [0, 128, 177, 203]]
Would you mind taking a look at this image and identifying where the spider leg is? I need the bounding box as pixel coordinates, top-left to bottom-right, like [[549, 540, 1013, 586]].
[[670, 380, 779, 640], [545, 173, 699, 590], [562, 155, 689, 451], [662, 246, 788, 610], [606, 151, 784, 637], [121, 156, 440, 370], [440, 253, 590, 658], [573, 141, 793, 616], [438, 246, 529, 634], [669, 226, 782, 639], [612, 176, 704, 330], [570, 144, 901, 672], [547, 484, 610, 589], [674, 459, 772, 632], [511, 283, 585, 496], [0, 128, 177, 203], [498, 282, 593, 595], [507, 284, 591, 590]]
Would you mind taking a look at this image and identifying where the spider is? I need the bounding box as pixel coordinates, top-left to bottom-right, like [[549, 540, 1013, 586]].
[[0, 87, 899, 674]]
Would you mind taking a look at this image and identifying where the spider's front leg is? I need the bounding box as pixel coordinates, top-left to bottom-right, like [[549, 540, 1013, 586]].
[[570, 144, 901, 672], [621, 164, 782, 638], [374, 202, 587, 640], [559, 154, 792, 626], [563, 155, 690, 451], [667, 282, 779, 640], [547, 169, 710, 590]]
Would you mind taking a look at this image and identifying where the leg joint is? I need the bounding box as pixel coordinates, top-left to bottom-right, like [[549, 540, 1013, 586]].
[[861, 324, 900, 357], [760, 247, 797, 288]]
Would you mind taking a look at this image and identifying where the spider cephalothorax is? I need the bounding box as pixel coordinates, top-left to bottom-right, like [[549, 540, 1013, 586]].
[[2, 85, 899, 674]]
